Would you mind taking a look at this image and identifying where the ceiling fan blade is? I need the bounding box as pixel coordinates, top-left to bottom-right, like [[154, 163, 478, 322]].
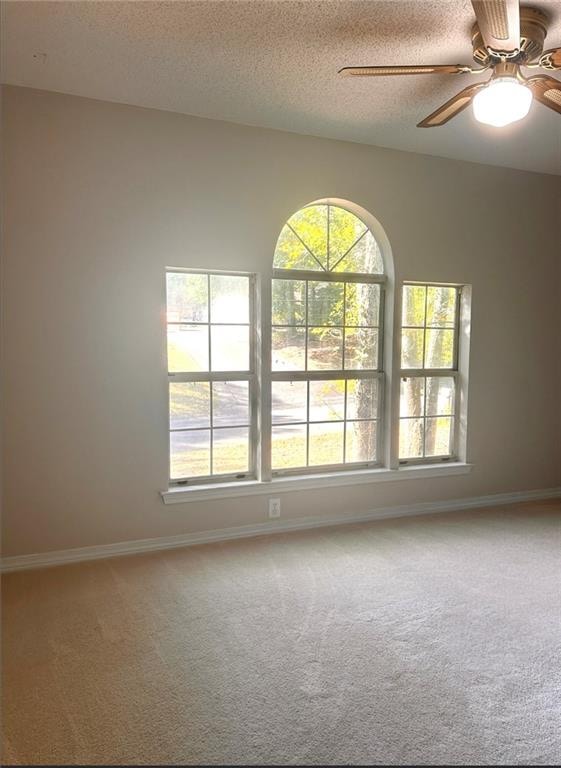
[[338, 64, 472, 77], [417, 82, 487, 127], [537, 48, 561, 71], [471, 0, 520, 54], [526, 75, 561, 116]]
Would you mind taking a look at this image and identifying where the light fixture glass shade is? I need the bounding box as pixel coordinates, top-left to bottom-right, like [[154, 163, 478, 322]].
[[473, 77, 533, 127]]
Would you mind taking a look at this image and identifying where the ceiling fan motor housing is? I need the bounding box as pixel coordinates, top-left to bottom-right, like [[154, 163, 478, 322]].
[[471, 6, 548, 65]]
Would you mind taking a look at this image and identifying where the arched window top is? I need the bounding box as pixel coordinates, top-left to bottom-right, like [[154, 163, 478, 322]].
[[274, 202, 384, 275]]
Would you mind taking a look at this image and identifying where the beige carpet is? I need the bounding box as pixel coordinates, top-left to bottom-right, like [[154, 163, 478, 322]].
[[2, 500, 561, 765]]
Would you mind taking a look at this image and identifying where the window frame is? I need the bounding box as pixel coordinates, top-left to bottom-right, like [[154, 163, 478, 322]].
[[269, 205, 387, 478], [398, 281, 463, 466], [162, 208, 473, 499], [166, 267, 259, 487]]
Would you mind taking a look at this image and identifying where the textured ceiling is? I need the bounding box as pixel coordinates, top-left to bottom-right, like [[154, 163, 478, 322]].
[[2, 0, 561, 174]]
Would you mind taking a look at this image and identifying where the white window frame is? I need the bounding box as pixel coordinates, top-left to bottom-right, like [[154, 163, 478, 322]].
[[161, 209, 473, 503], [269, 268, 386, 477], [166, 268, 259, 487], [397, 281, 467, 466]]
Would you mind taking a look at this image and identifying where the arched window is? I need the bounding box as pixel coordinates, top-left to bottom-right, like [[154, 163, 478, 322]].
[[271, 201, 386, 475], [163, 198, 470, 497]]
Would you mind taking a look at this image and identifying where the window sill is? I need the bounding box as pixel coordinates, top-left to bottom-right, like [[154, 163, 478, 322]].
[[161, 462, 472, 504]]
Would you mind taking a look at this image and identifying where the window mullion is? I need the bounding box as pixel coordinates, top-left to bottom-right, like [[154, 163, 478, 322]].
[[271, 370, 382, 382], [260, 273, 272, 482], [343, 380, 348, 462], [273, 269, 386, 285], [169, 371, 252, 383], [304, 279, 309, 373], [342, 282, 347, 371], [422, 286, 428, 369], [305, 381, 310, 467], [207, 273, 214, 475], [400, 369, 459, 378]]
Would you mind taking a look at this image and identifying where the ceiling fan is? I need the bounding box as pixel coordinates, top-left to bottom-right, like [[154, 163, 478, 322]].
[[339, 1, 561, 128]]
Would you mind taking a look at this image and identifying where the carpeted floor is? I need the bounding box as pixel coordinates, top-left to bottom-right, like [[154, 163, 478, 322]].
[[2, 499, 561, 765]]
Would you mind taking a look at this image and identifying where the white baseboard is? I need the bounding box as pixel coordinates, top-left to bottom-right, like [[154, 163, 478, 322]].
[[2, 486, 560, 573]]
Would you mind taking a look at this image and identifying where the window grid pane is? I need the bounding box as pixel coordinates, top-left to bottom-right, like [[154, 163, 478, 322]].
[[273, 204, 384, 275], [272, 277, 382, 374], [401, 285, 459, 371], [271, 378, 380, 471], [399, 374, 457, 458], [399, 281, 460, 462], [167, 270, 254, 483]]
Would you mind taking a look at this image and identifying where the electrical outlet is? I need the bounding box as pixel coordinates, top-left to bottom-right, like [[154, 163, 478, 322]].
[[268, 498, 281, 519]]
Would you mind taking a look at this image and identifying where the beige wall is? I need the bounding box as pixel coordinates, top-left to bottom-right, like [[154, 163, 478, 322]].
[[2, 85, 560, 557]]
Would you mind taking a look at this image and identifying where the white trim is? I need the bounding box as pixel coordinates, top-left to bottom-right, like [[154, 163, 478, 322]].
[[166, 268, 258, 485], [2, 485, 560, 573], [398, 282, 468, 463], [163, 462, 473, 503]]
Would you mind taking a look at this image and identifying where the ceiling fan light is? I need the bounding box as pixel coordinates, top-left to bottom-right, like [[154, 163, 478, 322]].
[[472, 78, 533, 127]]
